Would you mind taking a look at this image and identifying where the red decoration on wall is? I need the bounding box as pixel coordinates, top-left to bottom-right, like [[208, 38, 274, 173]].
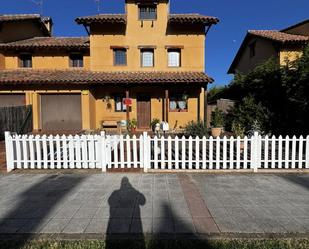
[[123, 98, 133, 106]]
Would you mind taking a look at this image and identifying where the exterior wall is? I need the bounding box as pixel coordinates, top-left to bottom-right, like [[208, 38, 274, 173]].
[[0, 21, 47, 43], [90, 1, 205, 72], [3, 53, 90, 70], [0, 53, 5, 69], [0, 85, 203, 131], [279, 49, 303, 65], [234, 37, 279, 74], [91, 85, 202, 130]]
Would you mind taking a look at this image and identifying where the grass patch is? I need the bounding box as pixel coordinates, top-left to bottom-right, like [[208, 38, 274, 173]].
[[0, 239, 308, 249]]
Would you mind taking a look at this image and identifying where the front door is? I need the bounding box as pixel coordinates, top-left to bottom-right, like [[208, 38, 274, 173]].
[[137, 95, 151, 129]]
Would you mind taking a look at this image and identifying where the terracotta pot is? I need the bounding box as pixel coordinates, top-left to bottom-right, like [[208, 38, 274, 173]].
[[211, 127, 222, 137], [240, 141, 245, 153]]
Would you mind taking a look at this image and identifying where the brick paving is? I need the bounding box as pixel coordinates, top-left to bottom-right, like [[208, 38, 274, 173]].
[[0, 173, 308, 237]]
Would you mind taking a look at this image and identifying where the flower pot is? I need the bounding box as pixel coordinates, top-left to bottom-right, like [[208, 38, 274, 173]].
[[211, 127, 222, 137], [240, 141, 245, 153]]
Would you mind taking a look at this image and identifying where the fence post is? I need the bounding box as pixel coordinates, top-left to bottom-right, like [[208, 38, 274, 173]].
[[100, 131, 107, 172], [143, 132, 149, 173], [5, 131, 14, 173], [305, 136, 309, 169], [251, 132, 259, 173]]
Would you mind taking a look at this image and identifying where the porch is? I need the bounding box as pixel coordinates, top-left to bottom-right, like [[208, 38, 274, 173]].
[[0, 70, 212, 133]]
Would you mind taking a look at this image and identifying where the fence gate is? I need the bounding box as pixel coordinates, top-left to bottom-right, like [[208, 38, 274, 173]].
[[103, 133, 150, 172]]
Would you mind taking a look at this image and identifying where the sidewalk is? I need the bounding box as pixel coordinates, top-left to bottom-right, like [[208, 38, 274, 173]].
[[0, 173, 308, 238]]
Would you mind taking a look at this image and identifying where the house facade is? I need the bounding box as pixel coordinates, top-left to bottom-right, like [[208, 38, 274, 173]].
[[0, 0, 218, 132], [228, 19, 309, 74]]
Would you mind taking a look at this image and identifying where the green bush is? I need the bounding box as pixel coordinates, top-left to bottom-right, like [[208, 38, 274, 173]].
[[184, 120, 209, 137], [231, 121, 245, 138], [211, 108, 224, 127], [226, 96, 269, 135]]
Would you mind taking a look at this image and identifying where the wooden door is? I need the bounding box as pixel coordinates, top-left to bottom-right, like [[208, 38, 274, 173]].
[[137, 95, 151, 129]]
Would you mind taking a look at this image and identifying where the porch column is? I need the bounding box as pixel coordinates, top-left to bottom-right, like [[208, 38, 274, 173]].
[[199, 86, 205, 123], [165, 89, 169, 122], [203, 84, 208, 128], [126, 89, 130, 123], [32, 92, 40, 131]]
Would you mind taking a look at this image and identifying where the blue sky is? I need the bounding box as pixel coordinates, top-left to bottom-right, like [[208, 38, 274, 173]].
[[1, 0, 308, 86]]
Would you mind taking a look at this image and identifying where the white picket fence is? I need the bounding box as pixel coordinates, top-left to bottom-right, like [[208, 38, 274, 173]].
[[4, 131, 309, 172]]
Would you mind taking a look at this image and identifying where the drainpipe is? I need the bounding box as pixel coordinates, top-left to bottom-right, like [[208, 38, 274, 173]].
[[126, 89, 130, 123], [165, 89, 169, 123], [204, 84, 208, 127]]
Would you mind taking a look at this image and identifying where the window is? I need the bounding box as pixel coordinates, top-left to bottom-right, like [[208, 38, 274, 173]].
[[69, 54, 83, 68], [168, 49, 181, 67], [114, 49, 127, 66], [139, 5, 157, 20], [115, 96, 127, 112], [19, 54, 32, 68], [141, 49, 154, 67], [169, 93, 188, 112], [249, 42, 256, 58]]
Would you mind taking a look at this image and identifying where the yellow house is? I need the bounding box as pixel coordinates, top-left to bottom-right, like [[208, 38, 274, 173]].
[[0, 0, 219, 132], [228, 19, 309, 74]]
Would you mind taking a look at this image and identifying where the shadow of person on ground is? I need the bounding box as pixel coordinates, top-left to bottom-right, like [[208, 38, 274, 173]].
[[148, 202, 214, 249], [0, 174, 86, 249], [280, 174, 309, 190], [106, 176, 146, 249]]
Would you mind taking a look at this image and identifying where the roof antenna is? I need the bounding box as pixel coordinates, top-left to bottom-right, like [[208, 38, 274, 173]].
[[95, 0, 101, 14], [29, 0, 44, 15]]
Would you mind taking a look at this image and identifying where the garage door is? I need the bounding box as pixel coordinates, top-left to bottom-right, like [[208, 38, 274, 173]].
[[41, 94, 82, 131], [0, 94, 25, 107]]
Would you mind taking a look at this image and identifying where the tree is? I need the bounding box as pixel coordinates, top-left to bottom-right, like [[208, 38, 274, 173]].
[[226, 44, 309, 136], [225, 96, 269, 135]]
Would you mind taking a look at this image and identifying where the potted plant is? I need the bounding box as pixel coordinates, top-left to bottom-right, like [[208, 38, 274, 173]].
[[210, 108, 224, 137], [232, 121, 245, 152], [128, 119, 138, 133], [150, 118, 160, 132]]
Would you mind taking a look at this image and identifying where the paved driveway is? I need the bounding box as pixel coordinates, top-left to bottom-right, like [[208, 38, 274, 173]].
[[0, 173, 308, 237]]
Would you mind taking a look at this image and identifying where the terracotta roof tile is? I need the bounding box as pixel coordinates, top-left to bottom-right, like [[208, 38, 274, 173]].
[[0, 14, 41, 22], [75, 14, 126, 24], [76, 14, 219, 25], [0, 70, 213, 85], [248, 30, 309, 43], [168, 14, 219, 25], [0, 37, 90, 50]]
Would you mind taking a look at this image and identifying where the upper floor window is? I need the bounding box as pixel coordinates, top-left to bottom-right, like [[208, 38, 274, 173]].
[[141, 49, 154, 67], [168, 49, 181, 67], [113, 49, 127, 66], [69, 54, 83, 68], [139, 5, 157, 20], [19, 54, 32, 68], [249, 42, 256, 58]]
